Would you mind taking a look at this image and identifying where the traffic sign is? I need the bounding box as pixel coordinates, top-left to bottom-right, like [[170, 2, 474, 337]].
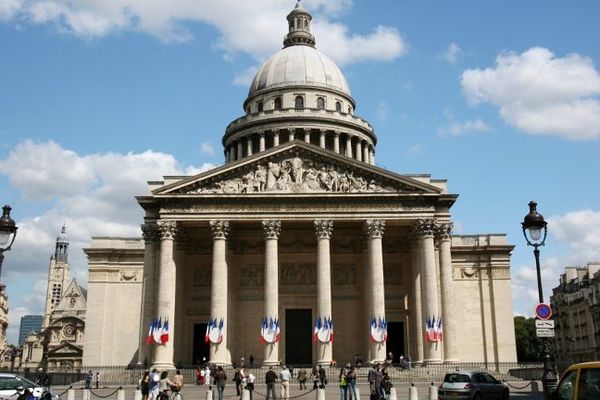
[[536, 328, 555, 338], [535, 320, 555, 329], [535, 303, 553, 320]]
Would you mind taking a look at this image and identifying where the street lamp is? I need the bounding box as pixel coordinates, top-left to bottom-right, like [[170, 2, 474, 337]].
[[521, 201, 557, 400], [0, 205, 18, 281]]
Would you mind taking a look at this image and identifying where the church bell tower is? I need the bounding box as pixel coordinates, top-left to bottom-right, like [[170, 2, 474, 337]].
[[42, 225, 72, 328]]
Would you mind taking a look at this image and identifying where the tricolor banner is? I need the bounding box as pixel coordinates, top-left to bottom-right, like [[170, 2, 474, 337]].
[[425, 316, 443, 342], [146, 317, 169, 345], [369, 317, 388, 343], [313, 317, 334, 343], [260, 317, 281, 344], [205, 318, 225, 344]]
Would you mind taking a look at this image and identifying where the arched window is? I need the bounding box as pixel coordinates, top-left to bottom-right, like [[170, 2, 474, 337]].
[[274, 97, 282, 110], [257, 101, 263, 112], [335, 101, 342, 112], [348, 106, 352, 114], [317, 97, 325, 110], [295, 96, 304, 110], [246, 106, 251, 114]]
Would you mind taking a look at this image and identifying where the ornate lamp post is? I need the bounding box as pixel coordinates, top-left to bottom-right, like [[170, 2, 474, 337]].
[[521, 201, 557, 399], [0, 205, 18, 281]]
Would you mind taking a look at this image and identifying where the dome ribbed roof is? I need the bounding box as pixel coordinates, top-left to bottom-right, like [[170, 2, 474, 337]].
[[248, 45, 351, 97]]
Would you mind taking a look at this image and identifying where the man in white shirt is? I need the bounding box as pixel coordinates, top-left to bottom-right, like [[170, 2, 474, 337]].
[[279, 365, 292, 400]]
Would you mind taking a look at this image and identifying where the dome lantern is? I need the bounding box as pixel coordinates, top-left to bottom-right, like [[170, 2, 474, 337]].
[[283, 0, 316, 48]]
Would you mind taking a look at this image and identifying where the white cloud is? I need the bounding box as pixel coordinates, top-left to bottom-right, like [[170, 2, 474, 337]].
[[232, 66, 259, 87], [406, 144, 423, 156], [438, 118, 492, 136], [461, 47, 600, 140], [199, 142, 215, 156], [441, 42, 462, 64], [1, 1, 407, 65]]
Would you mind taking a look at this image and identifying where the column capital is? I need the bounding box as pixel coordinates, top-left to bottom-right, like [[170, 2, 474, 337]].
[[435, 221, 453, 241], [258, 130, 266, 137], [141, 223, 159, 243], [415, 219, 436, 237], [333, 130, 341, 137], [262, 220, 282, 239], [314, 220, 334, 239], [364, 219, 385, 239], [273, 130, 280, 137], [157, 220, 178, 240], [209, 220, 230, 240]]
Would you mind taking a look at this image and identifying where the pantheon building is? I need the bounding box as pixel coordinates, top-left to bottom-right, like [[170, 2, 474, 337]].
[[83, 2, 517, 368]]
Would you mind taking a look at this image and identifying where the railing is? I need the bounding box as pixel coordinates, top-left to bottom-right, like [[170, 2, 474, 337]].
[[16, 362, 544, 387]]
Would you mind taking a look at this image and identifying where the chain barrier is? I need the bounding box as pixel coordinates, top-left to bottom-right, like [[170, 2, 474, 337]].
[[505, 381, 534, 390], [252, 387, 316, 399], [56, 386, 73, 398], [89, 387, 121, 398]]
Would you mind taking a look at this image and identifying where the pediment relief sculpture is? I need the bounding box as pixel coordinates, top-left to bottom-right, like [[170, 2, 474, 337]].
[[178, 155, 416, 194]]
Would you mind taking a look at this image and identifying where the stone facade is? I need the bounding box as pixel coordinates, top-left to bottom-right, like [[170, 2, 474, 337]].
[[551, 262, 600, 362], [82, 2, 518, 367]]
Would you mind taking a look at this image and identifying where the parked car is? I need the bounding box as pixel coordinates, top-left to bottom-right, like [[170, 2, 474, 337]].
[[439, 371, 509, 400], [0, 373, 59, 400], [552, 361, 600, 400]]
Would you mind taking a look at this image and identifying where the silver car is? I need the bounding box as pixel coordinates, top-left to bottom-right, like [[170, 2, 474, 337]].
[[0, 373, 59, 400], [439, 371, 509, 400]]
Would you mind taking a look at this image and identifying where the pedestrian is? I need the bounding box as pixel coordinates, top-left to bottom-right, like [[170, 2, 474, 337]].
[[240, 355, 246, 368], [249, 354, 254, 368], [95, 372, 100, 389], [265, 366, 278, 400], [36, 368, 50, 387], [204, 365, 211, 386], [368, 364, 377, 395], [195, 367, 202, 385], [338, 367, 348, 400], [279, 365, 291, 400], [140, 370, 150, 400], [149, 368, 160, 400], [85, 370, 93, 389], [215, 366, 227, 400], [311, 367, 319, 390], [159, 371, 175, 400], [346, 366, 357, 400], [173, 370, 184, 393], [373, 364, 385, 400], [297, 368, 307, 390], [318, 365, 327, 389], [234, 368, 243, 396], [246, 371, 255, 400]]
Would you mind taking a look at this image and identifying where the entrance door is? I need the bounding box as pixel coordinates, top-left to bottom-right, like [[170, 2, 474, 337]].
[[285, 309, 312, 366], [386, 321, 405, 363], [193, 323, 210, 365]]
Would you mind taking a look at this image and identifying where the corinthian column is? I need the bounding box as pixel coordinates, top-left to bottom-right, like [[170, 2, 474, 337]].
[[409, 230, 424, 365], [365, 219, 386, 363], [262, 220, 281, 365], [417, 219, 442, 364], [153, 221, 177, 369], [436, 222, 458, 363], [209, 220, 230, 365], [314, 220, 334, 365], [138, 223, 158, 365]]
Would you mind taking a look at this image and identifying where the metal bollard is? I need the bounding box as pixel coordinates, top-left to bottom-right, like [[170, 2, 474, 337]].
[[428, 382, 438, 400], [206, 388, 213, 400], [531, 381, 540, 393], [66, 388, 75, 400], [117, 388, 125, 400], [316, 388, 326, 400], [133, 389, 142, 400], [82, 389, 90, 400], [408, 383, 419, 400], [241, 389, 250, 400], [353, 386, 361, 400], [388, 387, 398, 400]]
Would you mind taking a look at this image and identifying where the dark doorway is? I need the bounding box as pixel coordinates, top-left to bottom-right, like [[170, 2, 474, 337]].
[[193, 323, 210, 366], [285, 309, 312, 365], [387, 321, 405, 363]]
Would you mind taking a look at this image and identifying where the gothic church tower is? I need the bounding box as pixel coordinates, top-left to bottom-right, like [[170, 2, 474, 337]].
[[43, 225, 72, 328]]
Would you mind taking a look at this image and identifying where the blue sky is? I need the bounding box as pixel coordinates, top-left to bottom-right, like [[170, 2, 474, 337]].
[[1, 0, 600, 344]]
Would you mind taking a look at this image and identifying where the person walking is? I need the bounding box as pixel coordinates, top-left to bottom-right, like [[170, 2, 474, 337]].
[[368, 364, 377, 395], [95, 372, 100, 389], [149, 369, 160, 400], [265, 367, 278, 400], [246, 372, 256, 400], [311, 367, 319, 389], [140, 370, 150, 400], [318, 366, 327, 389], [234, 368, 243, 396], [338, 367, 348, 400], [159, 371, 176, 400], [346, 366, 357, 400], [195, 367, 202, 385], [297, 368, 307, 390], [373, 364, 385, 400], [173, 370, 184, 393], [85, 371, 93, 389], [279, 365, 291, 400], [249, 354, 255, 368], [214, 366, 227, 400]]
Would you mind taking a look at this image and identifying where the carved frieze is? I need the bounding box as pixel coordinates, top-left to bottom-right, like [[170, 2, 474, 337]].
[[175, 151, 420, 195], [333, 264, 357, 286], [240, 265, 264, 287], [120, 270, 139, 282], [280, 263, 316, 286], [454, 266, 511, 280]]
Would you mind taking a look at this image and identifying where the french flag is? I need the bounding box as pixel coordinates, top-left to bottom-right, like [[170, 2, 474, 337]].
[[313, 317, 321, 343], [205, 318, 213, 344], [424, 317, 433, 342], [146, 318, 155, 345], [161, 320, 169, 344], [153, 318, 163, 345]]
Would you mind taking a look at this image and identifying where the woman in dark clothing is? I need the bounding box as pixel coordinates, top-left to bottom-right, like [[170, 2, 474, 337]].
[[140, 370, 150, 400]]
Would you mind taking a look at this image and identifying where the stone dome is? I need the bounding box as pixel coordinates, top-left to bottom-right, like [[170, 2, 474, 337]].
[[248, 45, 351, 97]]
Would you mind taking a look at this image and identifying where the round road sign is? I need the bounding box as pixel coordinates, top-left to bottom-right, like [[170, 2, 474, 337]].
[[535, 303, 552, 320]]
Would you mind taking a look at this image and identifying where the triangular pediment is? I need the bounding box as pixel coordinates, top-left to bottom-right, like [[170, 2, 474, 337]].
[[54, 280, 87, 313], [154, 141, 442, 196], [47, 342, 82, 356]]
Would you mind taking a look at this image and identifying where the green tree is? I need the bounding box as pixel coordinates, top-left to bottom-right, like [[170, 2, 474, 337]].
[[514, 316, 545, 362]]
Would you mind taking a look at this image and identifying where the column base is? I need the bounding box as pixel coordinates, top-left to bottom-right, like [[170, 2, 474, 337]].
[[152, 362, 175, 370], [423, 359, 443, 365], [262, 360, 280, 367], [444, 358, 460, 364]]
